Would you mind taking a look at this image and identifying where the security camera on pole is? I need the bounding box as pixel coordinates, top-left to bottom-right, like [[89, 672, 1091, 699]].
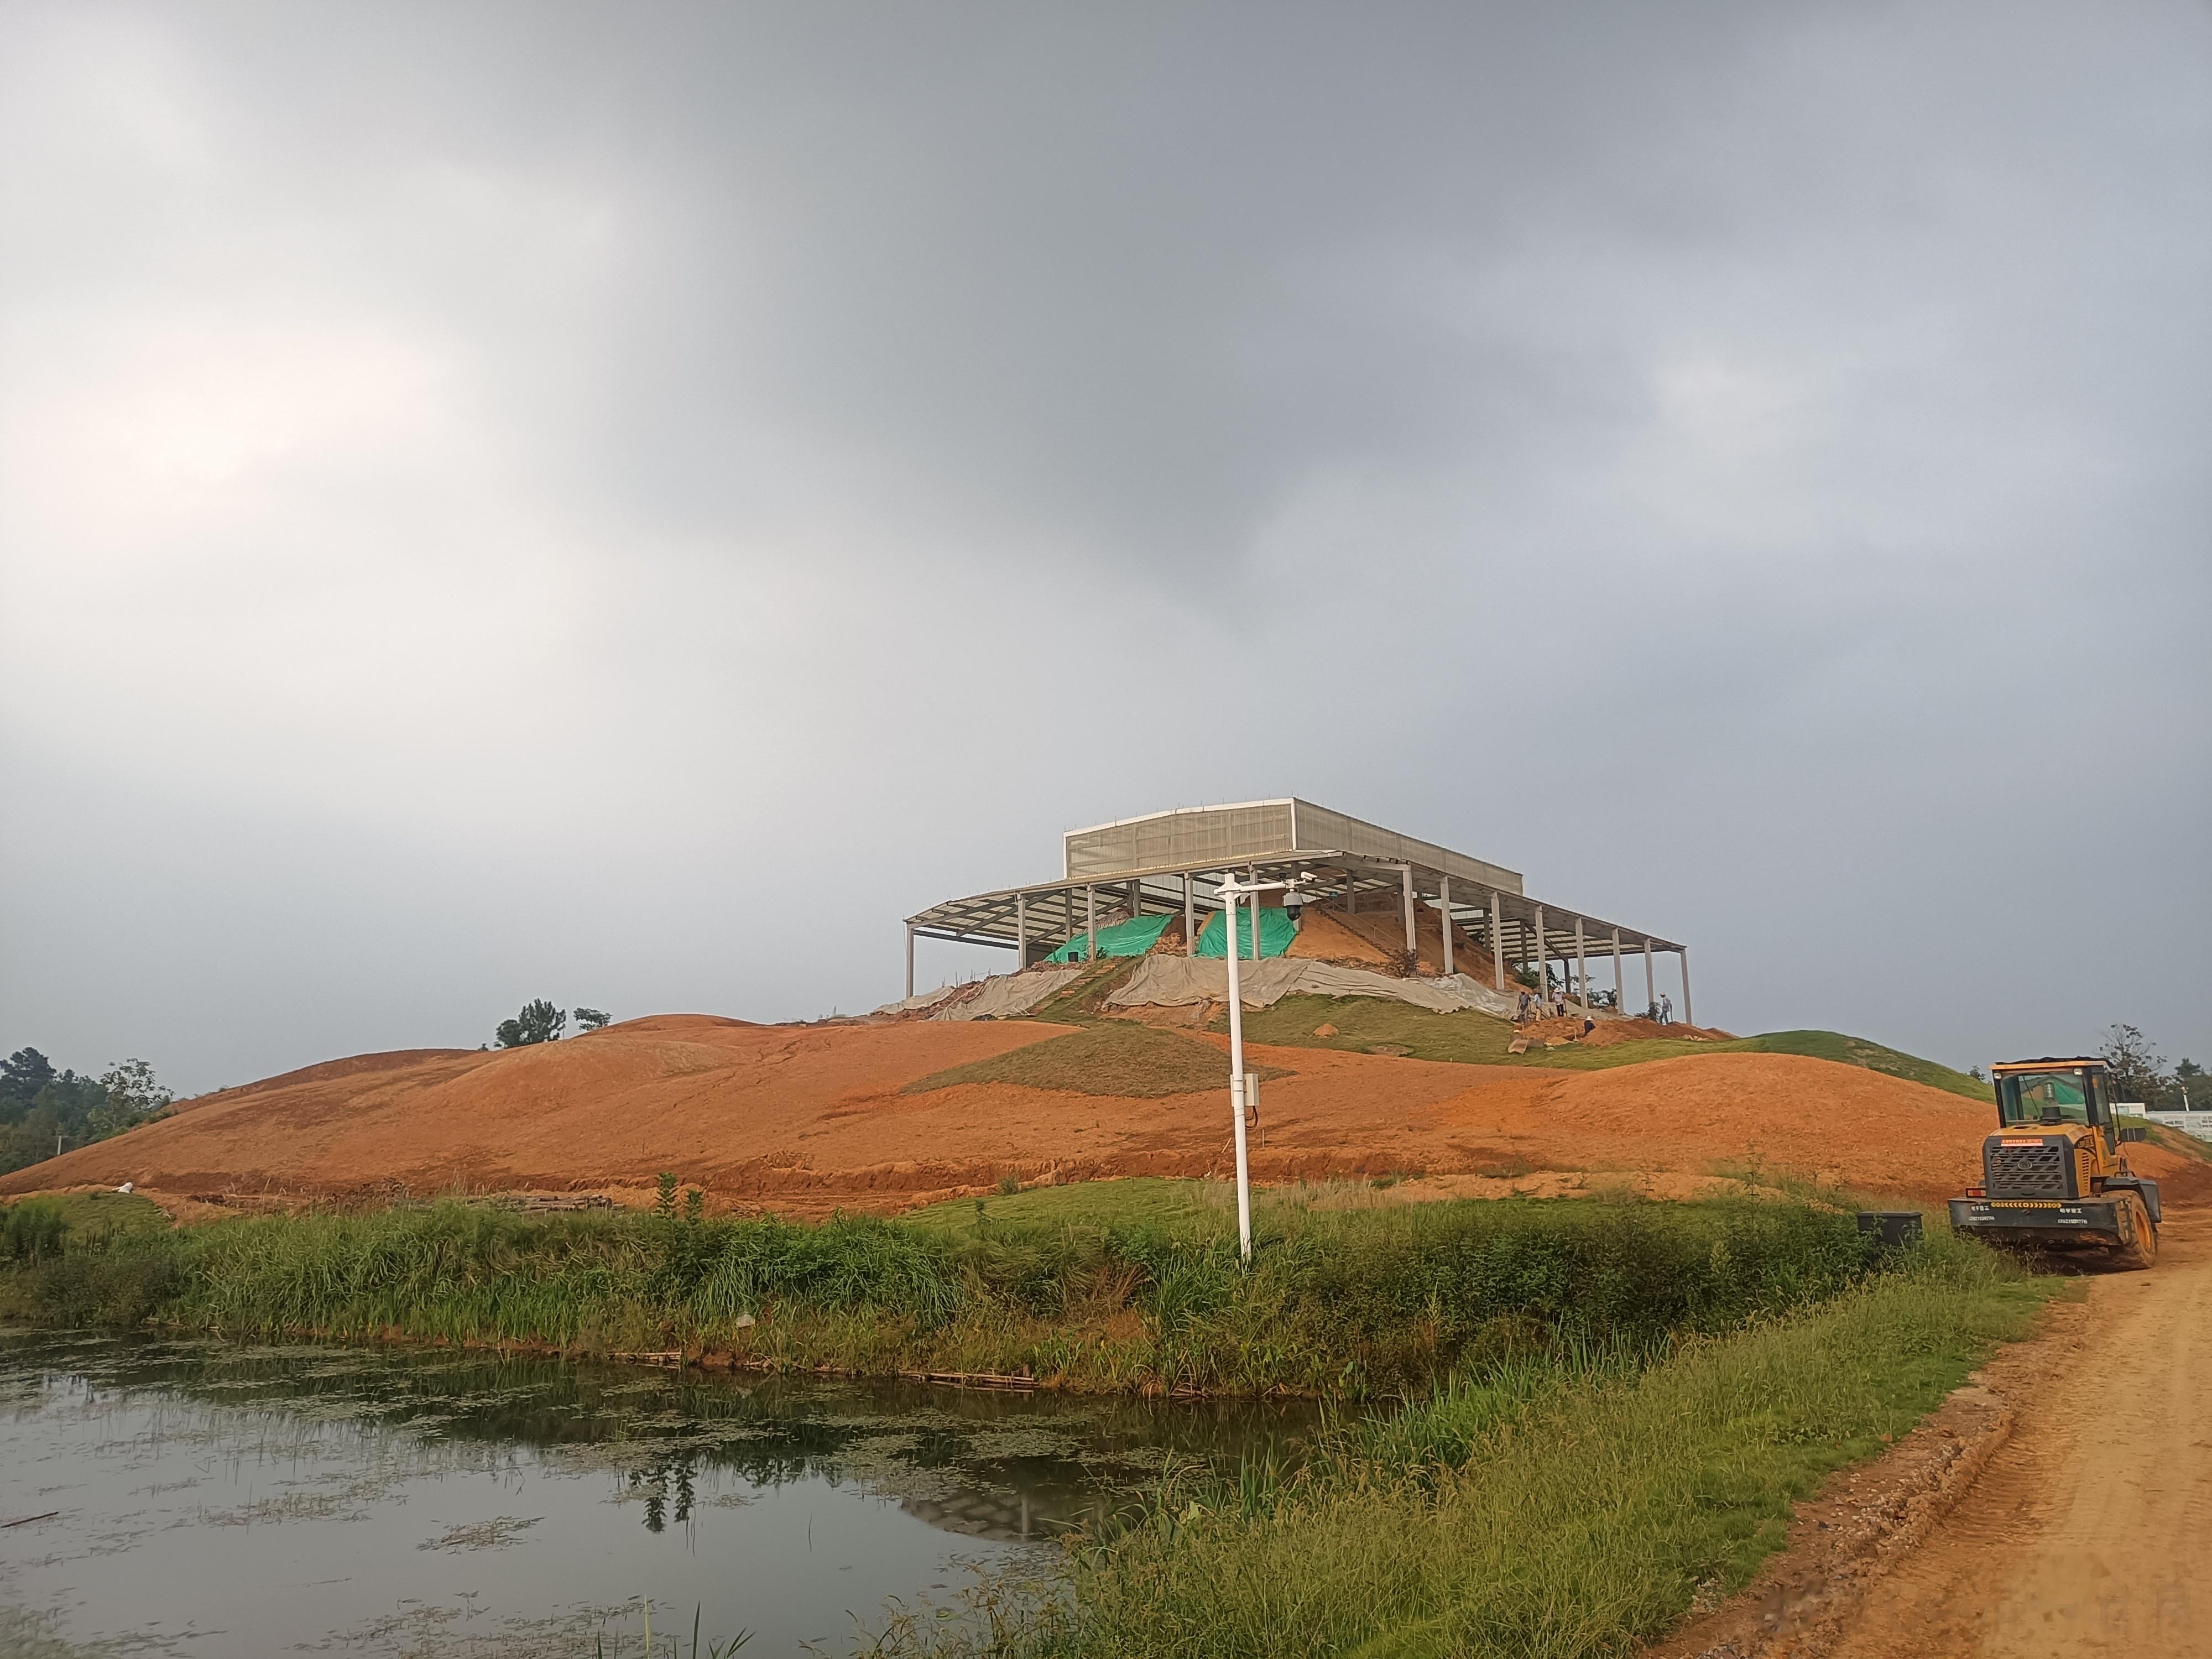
[[1215, 870, 1309, 1264]]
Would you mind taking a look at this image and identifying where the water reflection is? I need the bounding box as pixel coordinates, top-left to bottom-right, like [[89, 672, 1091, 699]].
[[0, 1329, 1311, 1657]]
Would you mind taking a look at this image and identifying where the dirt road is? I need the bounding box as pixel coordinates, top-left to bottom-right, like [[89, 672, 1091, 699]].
[[1822, 1215, 2212, 1657]]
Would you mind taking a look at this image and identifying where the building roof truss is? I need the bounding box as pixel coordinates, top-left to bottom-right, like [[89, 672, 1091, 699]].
[[905, 851, 1680, 956]]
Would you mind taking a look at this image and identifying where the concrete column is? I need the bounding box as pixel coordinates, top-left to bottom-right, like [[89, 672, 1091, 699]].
[[1534, 905, 1548, 999], [905, 925, 915, 999], [1439, 876, 1453, 976], [1644, 939, 1655, 1018], [1611, 930, 1623, 1014], [1401, 866, 1417, 958], [1345, 870, 1355, 915], [1489, 891, 1505, 990], [1127, 878, 1141, 921], [1183, 873, 1195, 957], [1679, 948, 1693, 1027], [1573, 918, 1587, 1009], [1015, 890, 1027, 969], [1086, 885, 1097, 959], [1066, 890, 1076, 957]]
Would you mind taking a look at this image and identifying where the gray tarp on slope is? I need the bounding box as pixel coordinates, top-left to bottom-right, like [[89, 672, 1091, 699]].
[[928, 967, 1086, 1021], [1104, 957, 1519, 1018], [872, 984, 967, 1016]]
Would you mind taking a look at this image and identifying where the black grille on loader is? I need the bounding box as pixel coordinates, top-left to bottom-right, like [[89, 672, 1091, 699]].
[[1987, 1143, 2066, 1199]]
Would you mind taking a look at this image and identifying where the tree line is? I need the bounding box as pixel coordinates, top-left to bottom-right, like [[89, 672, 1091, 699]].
[[0, 1049, 173, 1177]]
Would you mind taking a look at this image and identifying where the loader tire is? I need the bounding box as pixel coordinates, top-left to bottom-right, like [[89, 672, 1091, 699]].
[[2112, 1190, 2158, 1271]]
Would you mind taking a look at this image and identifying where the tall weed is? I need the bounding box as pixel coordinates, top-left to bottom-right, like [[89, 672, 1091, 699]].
[[0, 1197, 70, 1265]]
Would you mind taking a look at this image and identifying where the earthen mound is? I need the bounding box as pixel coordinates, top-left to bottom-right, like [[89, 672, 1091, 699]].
[[14, 1014, 2197, 1218]]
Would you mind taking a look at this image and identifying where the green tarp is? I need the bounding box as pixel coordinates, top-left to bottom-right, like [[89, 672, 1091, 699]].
[[1193, 906, 1298, 958], [1047, 912, 1174, 962]]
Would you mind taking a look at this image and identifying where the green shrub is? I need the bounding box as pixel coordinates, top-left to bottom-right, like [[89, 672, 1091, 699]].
[[0, 1197, 69, 1264]]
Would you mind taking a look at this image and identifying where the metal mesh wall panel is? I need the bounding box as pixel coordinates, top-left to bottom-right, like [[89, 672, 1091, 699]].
[[1291, 802, 1524, 894], [1065, 802, 1296, 878], [1060, 800, 1520, 892]]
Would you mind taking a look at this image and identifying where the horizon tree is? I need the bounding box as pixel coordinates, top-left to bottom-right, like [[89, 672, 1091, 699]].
[[2100, 1022, 2172, 1107], [494, 1000, 567, 1048], [2177, 1057, 2205, 1107]]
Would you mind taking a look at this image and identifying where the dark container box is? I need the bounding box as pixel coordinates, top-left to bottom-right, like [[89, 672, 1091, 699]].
[[1856, 1211, 1924, 1247]]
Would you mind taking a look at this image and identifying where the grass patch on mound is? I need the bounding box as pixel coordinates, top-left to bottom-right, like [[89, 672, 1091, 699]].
[[878, 1235, 2056, 1658], [1024, 958, 1146, 1023], [2, 1187, 1893, 1399], [1736, 1030, 1989, 1100], [1, 1190, 168, 1262], [902, 1176, 1216, 1232], [1229, 996, 1993, 1098], [903, 1021, 1290, 1099], [1228, 995, 1729, 1071], [2117, 1113, 2212, 1165]]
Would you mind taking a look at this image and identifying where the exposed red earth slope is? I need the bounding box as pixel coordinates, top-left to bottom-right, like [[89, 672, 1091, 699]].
[[7, 1014, 2204, 1216]]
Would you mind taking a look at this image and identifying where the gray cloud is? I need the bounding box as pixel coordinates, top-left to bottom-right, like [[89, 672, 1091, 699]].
[[2, 1, 2206, 1092]]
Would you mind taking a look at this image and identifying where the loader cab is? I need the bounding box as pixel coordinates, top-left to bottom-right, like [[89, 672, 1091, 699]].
[[1991, 1059, 2115, 1148]]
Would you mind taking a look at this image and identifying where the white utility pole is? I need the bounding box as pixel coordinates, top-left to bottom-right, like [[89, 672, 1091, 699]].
[[1223, 884, 1253, 1264], [1217, 870, 1300, 1265]]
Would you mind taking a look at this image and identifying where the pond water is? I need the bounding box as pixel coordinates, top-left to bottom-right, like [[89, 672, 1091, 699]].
[[0, 1331, 1314, 1657]]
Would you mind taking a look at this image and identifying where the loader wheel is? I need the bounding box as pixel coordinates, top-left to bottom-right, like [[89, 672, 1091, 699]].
[[2112, 1191, 2158, 1271]]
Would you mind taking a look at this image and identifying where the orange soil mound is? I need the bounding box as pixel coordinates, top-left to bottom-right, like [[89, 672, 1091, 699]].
[[1288, 901, 1505, 981], [1284, 905, 1397, 967], [13, 1015, 2201, 1217]]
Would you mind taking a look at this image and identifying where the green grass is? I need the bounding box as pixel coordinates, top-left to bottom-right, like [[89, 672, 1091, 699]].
[[1, 1188, 1895, 1399], [901, 1177, 1220, 1233], [1227, 998, 1995, 1099], [877, 1235, 2057, 1658], [904, 1022, 1292, 1099], [1734, 1030, 1991, 1100], [1024, 957, 1147, 1023], [0, 1190, 167, 1264], [2117, 1113, 2212, 1165]]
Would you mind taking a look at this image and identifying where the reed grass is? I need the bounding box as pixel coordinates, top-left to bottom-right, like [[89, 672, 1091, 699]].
[[1, 1187, 1891, 1397], [0, 1196, 71, 1264]]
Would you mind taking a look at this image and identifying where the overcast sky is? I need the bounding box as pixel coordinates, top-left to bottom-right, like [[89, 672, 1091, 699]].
[[3, 2, 2206, 1095]]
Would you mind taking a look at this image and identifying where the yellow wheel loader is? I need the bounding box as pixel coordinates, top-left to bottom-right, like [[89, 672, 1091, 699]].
[[1948, 1057, 2159, 1268]]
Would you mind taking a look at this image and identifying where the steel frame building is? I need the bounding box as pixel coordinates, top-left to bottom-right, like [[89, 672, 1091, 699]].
[[902, 798, 1692, 1020]]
